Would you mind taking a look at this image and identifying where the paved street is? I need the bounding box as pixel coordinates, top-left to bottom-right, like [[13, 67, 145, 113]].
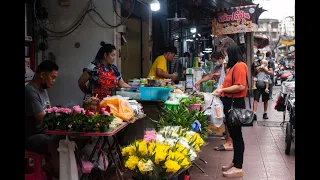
[[189, 86, 295, 180]]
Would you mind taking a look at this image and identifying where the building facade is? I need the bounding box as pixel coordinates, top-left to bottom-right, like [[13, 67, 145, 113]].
[[253, 19, 280, 55], [278, 16, 295, 37], [254, 18, 280, 43]]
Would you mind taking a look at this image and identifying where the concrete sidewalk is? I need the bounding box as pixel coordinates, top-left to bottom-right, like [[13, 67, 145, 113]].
[[189, 86, 295, 180]]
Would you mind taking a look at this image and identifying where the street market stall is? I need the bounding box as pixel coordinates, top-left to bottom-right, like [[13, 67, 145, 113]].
[[112, 77, 223, 178], [41, 96, 146, 180], [38, 76, 219, 179]]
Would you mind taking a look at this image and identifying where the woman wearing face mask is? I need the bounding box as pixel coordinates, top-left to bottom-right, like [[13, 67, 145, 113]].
[[78, 41, 131, 100], [194, 51, 225, 89]]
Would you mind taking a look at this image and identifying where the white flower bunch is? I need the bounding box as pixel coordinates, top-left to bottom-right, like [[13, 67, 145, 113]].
[[164, 138, 178, 147], [109, 117, 123, 129], [156, 134, 165, 143], [139, 159, 154, 172], [188, 149, 197, 161]]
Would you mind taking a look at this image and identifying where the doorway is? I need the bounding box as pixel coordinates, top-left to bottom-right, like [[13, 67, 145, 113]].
[[121, 18, 142, 81]]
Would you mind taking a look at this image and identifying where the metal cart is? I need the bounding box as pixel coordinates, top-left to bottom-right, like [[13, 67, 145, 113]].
[[279, 82, 295, 127]]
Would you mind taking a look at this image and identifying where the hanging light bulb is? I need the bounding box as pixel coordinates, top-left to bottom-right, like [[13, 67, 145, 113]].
[[190, 28, 197, 33], [150, 0, 160, 11]]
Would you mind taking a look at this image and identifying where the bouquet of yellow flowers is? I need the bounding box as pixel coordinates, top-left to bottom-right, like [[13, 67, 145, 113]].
[[121, 126, 205, 179], [122, 140, 192, 179]]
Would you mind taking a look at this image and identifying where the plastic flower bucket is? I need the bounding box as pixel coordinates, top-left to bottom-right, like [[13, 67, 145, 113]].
[[164, 101, 180, 110]]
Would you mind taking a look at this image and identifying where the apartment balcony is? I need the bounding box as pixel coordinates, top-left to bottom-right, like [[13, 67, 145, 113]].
[[257, 28, 267, 32]]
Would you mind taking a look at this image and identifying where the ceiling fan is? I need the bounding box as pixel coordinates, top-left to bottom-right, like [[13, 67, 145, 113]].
[[167, 12, 187, 21]]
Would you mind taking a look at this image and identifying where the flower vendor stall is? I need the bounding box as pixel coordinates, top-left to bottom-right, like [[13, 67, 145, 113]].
[[40, 78, 212, 179], [119, 91, 215, 179], [42, 95, 146, 180]]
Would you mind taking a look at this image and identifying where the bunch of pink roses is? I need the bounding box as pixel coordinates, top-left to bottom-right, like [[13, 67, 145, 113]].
[[72, 105, 110, 116], [45, 106, 72, 115]]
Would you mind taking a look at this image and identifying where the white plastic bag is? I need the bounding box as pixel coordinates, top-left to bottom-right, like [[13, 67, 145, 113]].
[[210, 96, 225, 127], [57, 136, 79, 180]]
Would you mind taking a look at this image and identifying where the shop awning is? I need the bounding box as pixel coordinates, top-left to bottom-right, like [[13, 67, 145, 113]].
[[254, 35, 269, 49], [180, 0, 262, 26]]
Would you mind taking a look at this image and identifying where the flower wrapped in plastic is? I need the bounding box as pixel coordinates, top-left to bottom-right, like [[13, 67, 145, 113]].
[[122, 137, 193, 179]]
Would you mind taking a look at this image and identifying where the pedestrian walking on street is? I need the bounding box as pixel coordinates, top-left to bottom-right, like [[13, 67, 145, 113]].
[[251, 51, 274, 120], [265, 51, 275, 99]]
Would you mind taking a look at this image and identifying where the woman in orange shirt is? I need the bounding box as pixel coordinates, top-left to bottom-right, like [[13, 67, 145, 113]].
[[214, 44, 248, 177]]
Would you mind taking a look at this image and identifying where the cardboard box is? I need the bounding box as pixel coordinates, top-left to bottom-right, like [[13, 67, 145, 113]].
[[208, 125, 224, 137]]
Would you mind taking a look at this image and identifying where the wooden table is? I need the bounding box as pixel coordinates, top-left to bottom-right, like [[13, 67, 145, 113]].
[[44, 117, 144, 180]]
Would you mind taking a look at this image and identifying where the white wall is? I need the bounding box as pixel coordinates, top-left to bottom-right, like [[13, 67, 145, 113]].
[[44, 0, 115, 106]]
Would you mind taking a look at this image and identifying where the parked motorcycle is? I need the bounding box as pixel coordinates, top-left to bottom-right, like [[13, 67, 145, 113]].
[[274, 69, 293, 86]]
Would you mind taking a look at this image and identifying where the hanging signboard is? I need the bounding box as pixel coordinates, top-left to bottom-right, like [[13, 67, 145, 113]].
[[212, 5, 263, 35]]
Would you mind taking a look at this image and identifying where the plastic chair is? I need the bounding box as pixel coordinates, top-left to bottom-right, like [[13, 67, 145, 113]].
[[25, 150, 47, 180]]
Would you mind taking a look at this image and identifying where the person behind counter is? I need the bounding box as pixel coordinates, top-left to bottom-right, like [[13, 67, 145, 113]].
[[147, 46, 178, 80], [25, 60, 60, 178], [78, 41, 131, 100], [194, 51, 225, 89]]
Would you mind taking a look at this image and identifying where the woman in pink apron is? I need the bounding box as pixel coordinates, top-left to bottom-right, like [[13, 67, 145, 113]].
[[78, 41, 131, 100]]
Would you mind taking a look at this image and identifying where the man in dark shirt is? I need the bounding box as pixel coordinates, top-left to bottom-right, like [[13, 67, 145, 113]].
[[25, 60, 60, 177], [265, 51, 275, 98], [251, 52, 274, 120], [194, 51, 225, 88]]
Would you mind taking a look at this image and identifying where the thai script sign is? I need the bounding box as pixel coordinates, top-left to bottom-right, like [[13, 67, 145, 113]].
[[212, 5, 262, 35]]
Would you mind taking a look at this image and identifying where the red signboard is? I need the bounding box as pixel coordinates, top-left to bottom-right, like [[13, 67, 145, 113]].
[[212, 5, 263, 35]]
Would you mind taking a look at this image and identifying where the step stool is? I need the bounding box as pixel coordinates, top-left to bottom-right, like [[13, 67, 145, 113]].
[[25, 150, 47, 180]]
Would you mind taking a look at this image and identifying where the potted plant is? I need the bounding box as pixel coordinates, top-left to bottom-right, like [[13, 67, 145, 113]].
[[44, 107, 72, 131], [43, 106, 114, 133], [179, 96, 203, 111]]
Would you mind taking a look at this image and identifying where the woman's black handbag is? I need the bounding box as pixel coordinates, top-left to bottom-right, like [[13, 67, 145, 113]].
[[226, 69, 254, 127]]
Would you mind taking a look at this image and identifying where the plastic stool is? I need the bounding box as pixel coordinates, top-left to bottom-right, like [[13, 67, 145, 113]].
[[25, 150, 47, 180]]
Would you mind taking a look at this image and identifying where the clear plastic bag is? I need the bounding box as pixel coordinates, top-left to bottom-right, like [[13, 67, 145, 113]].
[[217, 64, 226, 87], [96, 153, 109, 171], [203, 93, 214, 115], [64, 100, 77, 109], [82, 137, 109, 171], [210, 96, 225, 127]]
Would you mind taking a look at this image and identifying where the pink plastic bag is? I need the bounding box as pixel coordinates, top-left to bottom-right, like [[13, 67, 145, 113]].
[[82, 160, 94, 174]]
